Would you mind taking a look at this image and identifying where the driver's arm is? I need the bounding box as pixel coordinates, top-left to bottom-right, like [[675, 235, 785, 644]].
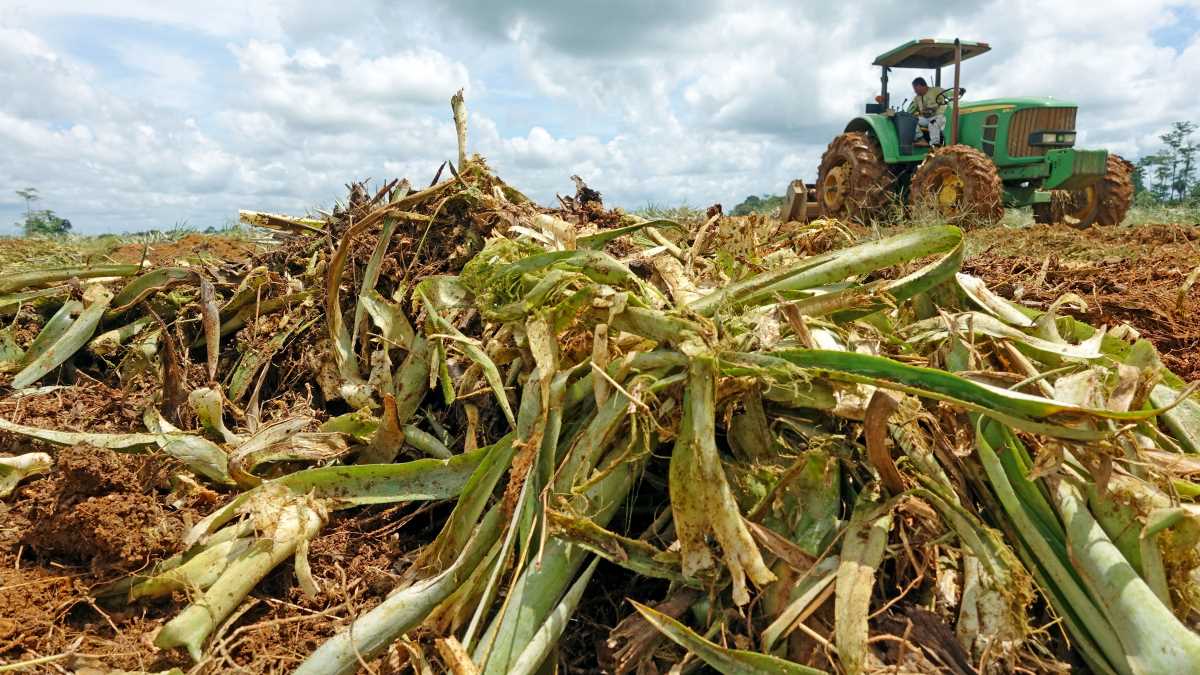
[[906, 98, 918, 114]]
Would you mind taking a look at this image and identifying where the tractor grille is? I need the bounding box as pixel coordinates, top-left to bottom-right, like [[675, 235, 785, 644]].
[[1007, 107, 1077, 157]]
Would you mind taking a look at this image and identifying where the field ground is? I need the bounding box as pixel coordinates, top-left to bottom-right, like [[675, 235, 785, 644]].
[[0, 216, 1197, 672], [963, 221, 1200, 380]]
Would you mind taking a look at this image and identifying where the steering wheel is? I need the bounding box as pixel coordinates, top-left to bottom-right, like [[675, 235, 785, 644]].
[[935, 88, 965, 105]]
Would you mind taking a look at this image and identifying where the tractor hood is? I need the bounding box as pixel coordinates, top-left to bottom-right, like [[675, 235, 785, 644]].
[[958, 97, 1079, 113]]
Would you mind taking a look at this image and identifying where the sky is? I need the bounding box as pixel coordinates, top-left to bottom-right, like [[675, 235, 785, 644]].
[[0, 0, 1198, 234]]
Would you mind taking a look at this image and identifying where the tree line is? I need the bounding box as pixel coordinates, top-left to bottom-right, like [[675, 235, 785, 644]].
[[1133, 121, 1198, 204]]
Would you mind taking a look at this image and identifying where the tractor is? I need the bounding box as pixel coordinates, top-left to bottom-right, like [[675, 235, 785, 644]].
[[806, 38, 1133, 227]]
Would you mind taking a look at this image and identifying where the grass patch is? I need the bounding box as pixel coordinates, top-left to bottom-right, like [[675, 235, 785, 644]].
[[633, 203, 707, 223], [1124, 203, 1200, 226]]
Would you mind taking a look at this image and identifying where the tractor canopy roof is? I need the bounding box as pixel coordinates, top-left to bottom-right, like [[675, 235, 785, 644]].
[[873, 39, 990, 68]]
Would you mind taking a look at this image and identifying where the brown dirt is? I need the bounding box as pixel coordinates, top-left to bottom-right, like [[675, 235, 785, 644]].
[[0, 445, 198, 670], [964, 222, 1200, 381], [108, 233, 260, 266], [0, 379, 153, 455], [0, 442, 442, 672], [21, 446, 183, 570]]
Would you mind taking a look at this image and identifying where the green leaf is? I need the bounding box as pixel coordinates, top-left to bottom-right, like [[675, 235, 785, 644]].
[[0, 416, 164, 449], [758, 350, 1168, 439], [351, 215, 402, 352], [689, 225, 962, 315], [109, 267, 196, 314], [0, 287, 70, 316], [12, 288, 112, 388], [0, 264, 140, 294], [1150, 384, 1200, 453], [546, 509, 691, 584], [507, 558, 600, 675], [359, 289, 416, 347], [974, 420, 1128, 674], [186, 448, 490, 545], [1052, 467, 1200, 673], [160, 435, 236, 486], [631, 600, 827, 675], [835, 490, 892, 675], [296, 507, 504, 675], [576, 218, 681, 250], [419, 286, 515, 427], [16, 300, 80, 367], [670, 353, 774, 605]]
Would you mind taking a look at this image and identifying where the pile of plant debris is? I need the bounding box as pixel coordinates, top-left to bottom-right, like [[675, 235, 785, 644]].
[[3, 101, 1200, 675]]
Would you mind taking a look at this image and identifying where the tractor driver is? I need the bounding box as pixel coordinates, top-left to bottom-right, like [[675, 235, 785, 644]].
[[907, 77, 946, 147]]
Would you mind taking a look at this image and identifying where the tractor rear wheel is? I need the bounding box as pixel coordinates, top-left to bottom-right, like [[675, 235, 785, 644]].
[[1097, 155, 1136, 225], [816, 132, 893, 223], [1032, 155, 1134, 229], [909, 145, 1004, 227]]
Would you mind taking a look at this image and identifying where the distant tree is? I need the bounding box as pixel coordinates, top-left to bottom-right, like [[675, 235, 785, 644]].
[[1133, 121, 1199, 204], [22, 209, 72, 236], [732, 193, 785, 216], [1138, 154, 1173, 202], [15, 187, 39, 222], [1157, 122, 1198, 201], [1177, 136, 1197, 202], [13, 188, 72, 236], [1131, 161, 1147, 195]]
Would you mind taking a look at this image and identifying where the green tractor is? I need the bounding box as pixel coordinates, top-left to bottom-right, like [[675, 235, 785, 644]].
[[813, 38, 1133, 227]]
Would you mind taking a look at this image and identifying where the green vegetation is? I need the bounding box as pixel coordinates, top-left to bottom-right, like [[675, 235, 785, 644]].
[[730, 193, 785, 216], [1134, 121, 1199, 205], [14, 187, 72, 236], [633, 202, 706, 223]]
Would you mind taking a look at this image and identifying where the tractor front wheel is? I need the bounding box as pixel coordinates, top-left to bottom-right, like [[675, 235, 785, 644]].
[[1033, 155, 1134, 229], [816, 132, 893, 223], [909, 145, 1004, 227]]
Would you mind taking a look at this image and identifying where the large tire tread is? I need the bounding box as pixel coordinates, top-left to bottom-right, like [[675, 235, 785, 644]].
[[1096, 154, 1134, 226], [909, 144, 1004, 227], [816, 132, 894, 224], [1034, 154, 1133, 228]]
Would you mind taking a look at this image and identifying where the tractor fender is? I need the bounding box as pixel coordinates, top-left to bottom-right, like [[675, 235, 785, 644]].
[[845, 115, 901, 162], [844, 115, 923, 164]]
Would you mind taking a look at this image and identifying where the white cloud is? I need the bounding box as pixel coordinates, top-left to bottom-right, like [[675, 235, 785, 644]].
[[1, 0, 1199, 233], [229, 40, 471, 132]]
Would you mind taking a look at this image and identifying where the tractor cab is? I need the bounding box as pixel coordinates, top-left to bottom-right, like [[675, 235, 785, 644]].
[[868, 39, 991, 152]]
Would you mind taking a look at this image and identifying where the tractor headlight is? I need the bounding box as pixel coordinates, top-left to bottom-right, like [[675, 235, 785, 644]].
[[1029, 131, 1076, 147]]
